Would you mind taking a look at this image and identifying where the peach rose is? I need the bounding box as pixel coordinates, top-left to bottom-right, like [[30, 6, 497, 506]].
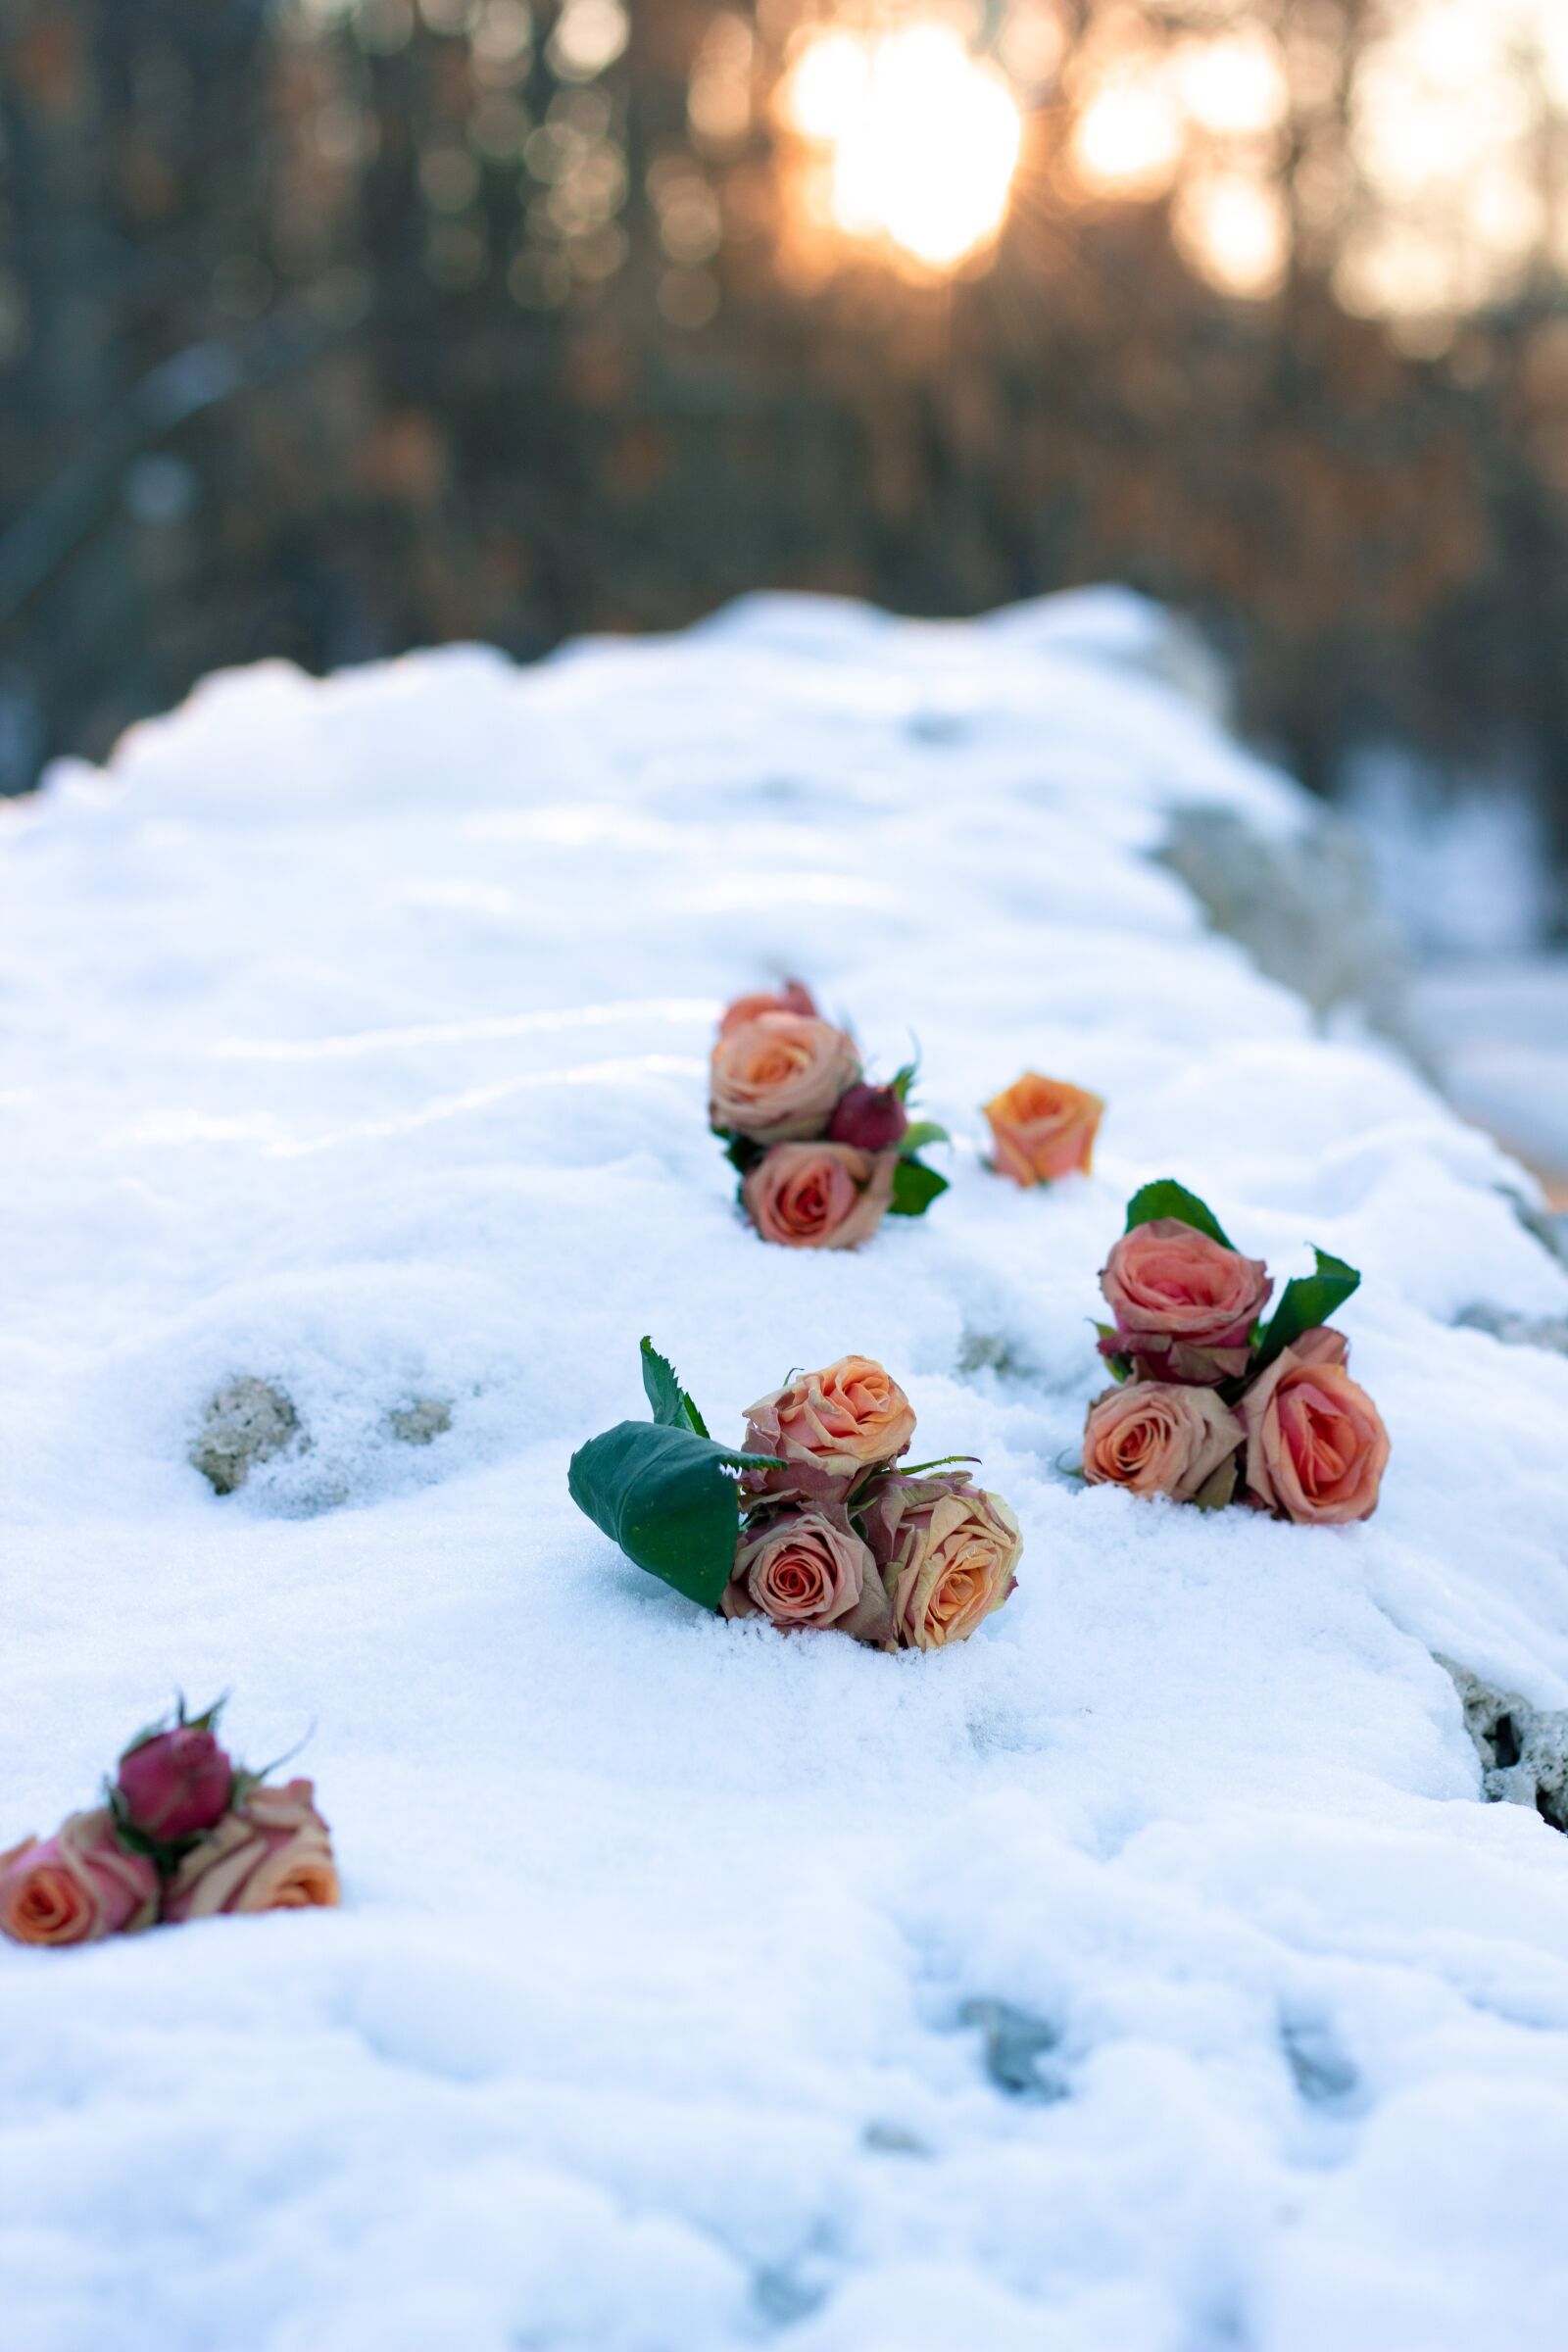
[[861, 1474, 1022, 1651], [1101, 1217, 1273, 1385], [1083, 1380, 1244, 1503], [717, 980, 818, 1036], [161, 1779, 340, 1923], [742, 1141, 896, 1250], [741, 1354, 917, 1506], [1239, 1328, 1390, 1525], [983, 1072, 1104, 1186], [722, 1504, 894, 1645], [710, 1013, 860, 1145], [0, 1809, 159, 1947]]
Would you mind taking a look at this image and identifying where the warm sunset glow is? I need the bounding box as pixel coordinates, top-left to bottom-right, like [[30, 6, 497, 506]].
[[1071, 74, 1183, 197], [780, 22, 1023, 271]]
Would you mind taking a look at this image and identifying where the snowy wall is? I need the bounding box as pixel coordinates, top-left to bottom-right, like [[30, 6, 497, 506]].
[[3, 590, 1568, 2352]]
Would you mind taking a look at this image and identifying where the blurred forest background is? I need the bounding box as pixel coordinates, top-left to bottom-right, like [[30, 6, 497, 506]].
[[2, 0, 1566, 924]]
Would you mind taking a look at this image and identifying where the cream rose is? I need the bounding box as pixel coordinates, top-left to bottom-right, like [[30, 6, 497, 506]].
[[161, 1779, 340, 1923], [717, 980, 817, 1037], [742, 1142, 896, 1250], [1083, 1380, 1244, 1503], [741, 1354, 917, 1505], [710, 1013, 860, 1145], [861, 1474, 1022, 1651], [722, 1504, 894, 1644], [1239, 1328, 1390, 1525], [983, 1071, 1103, 1186], [0, 1809, 159, 1947], [1100, 1217, 1273, 1385]]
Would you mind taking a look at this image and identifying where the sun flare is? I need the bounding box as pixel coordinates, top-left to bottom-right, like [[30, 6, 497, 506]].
[[781, 22, 1022, 271]]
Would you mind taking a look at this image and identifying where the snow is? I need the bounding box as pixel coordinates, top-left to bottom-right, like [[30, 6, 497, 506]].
[[3, 587, 1568, 2352]]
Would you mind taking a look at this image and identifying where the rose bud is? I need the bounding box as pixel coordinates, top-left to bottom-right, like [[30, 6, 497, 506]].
[[717, 980, 818, 1037], [1082, 1381, 1244, 1504], [116, 1718, 233, 1844], [161, 1780, 340, 1923], [741, 1355, 917, 1507], [1100, 1217, 1273, 1385], [861, 1474, 1022, 1651], [983, 1072, 1103, 1186], [710, 1013, 860, 1146], [742, 1141, 897, 1250], [1239, 1329, 1390, 1525], [828, 1082, 909, 1152], [0, 1811, 159, 1948], [722, 1504, 895, 1646]]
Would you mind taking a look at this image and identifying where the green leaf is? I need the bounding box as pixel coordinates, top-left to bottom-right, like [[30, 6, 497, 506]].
[[889, 1157, 949, 1217], [568, 1420, 782, 1612], [890, 1058, 919, 1102], [1093, 1322, 1133, 1384], [1191, 1456, 1240, 1512], [1124, 1180, 1234, 1250], [899, 1119, 949, 1157], [640, 1337, 709, 1437], [1251, 1249, 1360, 1375]]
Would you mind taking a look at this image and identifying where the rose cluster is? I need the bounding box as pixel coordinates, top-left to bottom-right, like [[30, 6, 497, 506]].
[[0, 1698, 339, 1949], [723, 1356, 1021, 1649], [709, 981, 948, 1248], [1082, 1183, 1391, 1525]]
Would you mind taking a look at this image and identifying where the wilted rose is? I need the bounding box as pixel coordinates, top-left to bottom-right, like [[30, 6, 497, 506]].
[[1083, 1380, 1244, 1503], [710, 1013, 860, 1145], [0, 1810, 159, 1948], [116, 1719, 232, 1844], [717, 979, 818, 1037], [741, 1354, 917, 1505], [722, 1504, 894, 1645], [983, 1072, 1103, 1186], [861, 1474, 1021, 1651], [828, 1082, 909, 1152], [161, 1780, 340, 1923], [743, 1141, 896, 1250], [1240, 1328, 1390, 1525], [1101, 1217, 1273, 1384]]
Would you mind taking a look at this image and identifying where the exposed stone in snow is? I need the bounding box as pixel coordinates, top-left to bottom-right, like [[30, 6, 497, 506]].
[[1442, 1658, 1568, 1834], [189, 1376, 300, 1494]]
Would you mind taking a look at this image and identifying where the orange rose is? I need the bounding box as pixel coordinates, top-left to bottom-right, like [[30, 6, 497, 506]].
[[717, 980, 817, 1036], [1101, 1217, 1273, 1385], [983, 1072, 1103, 1186], [860, 1474, 1022, 1651], [0, 1810, 159, 1948], [722, 1503, 894, 1644], [741, 1355, 917, 1504], [709, 1013, 860, 1145], [161, 1780, 340, 1923], [742, 1142, 896, 1250], [1239, 1329, 1390, 1525], [1083, 1381, 1243, 1503]]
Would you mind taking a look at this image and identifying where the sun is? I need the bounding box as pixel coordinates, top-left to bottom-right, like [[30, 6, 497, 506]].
[[780, 21, 1023, 272]]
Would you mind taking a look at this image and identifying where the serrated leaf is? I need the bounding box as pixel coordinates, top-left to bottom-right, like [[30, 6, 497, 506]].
[[567, 1421, 782, 1611], [889, 1157, 949, 1217], [1251, 1249, 1360, 1375], [639, 1337, 710, 1437], [1124, 1179, 1234, 1250], [899, 1119, 949, 1157]]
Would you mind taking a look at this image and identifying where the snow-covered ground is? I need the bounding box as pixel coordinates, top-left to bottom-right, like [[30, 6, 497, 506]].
[[1412, 956, 1568, 1200], [3, 590, 1568, 2352]]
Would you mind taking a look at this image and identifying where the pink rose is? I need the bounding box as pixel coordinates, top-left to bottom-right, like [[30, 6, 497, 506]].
[[1083, 1381, 1244, 1503], [1239, 1328, 1390, 1525], [742, 1141, 896, 1250], [116, 1721, 233, 1843], [718, 980, 818, 1036], [722, 1504, 894, 1645], [1101, 1217, 1273, 1385], [741, 1354, 917, 1506], [983, 1072, 1103, 1186], [861, 1474, 1022, 1651], [710, 1013, 860, 1145], [828, 1083, 909, 1152], [161, 1779, 340, 1923], [0, 1810, 159, 1947]]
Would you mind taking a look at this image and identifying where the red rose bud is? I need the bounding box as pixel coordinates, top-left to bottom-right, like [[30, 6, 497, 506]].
[[828, 1083, 908, 1152], [116, 1721, 233, 1843]]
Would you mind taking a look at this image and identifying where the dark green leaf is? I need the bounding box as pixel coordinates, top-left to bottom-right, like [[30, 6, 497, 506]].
[[889, 1157, 949, 1216], [639, 1337, 709, 1437], [568, 1421, 781, 1611], [899, 1119, 949, 1157], [1251, 1250, 1360, 1375], [1124, 1180, 1234, 1250], [890, 1059, 919, 1102], [1093, 1322, 1133, 1384]]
